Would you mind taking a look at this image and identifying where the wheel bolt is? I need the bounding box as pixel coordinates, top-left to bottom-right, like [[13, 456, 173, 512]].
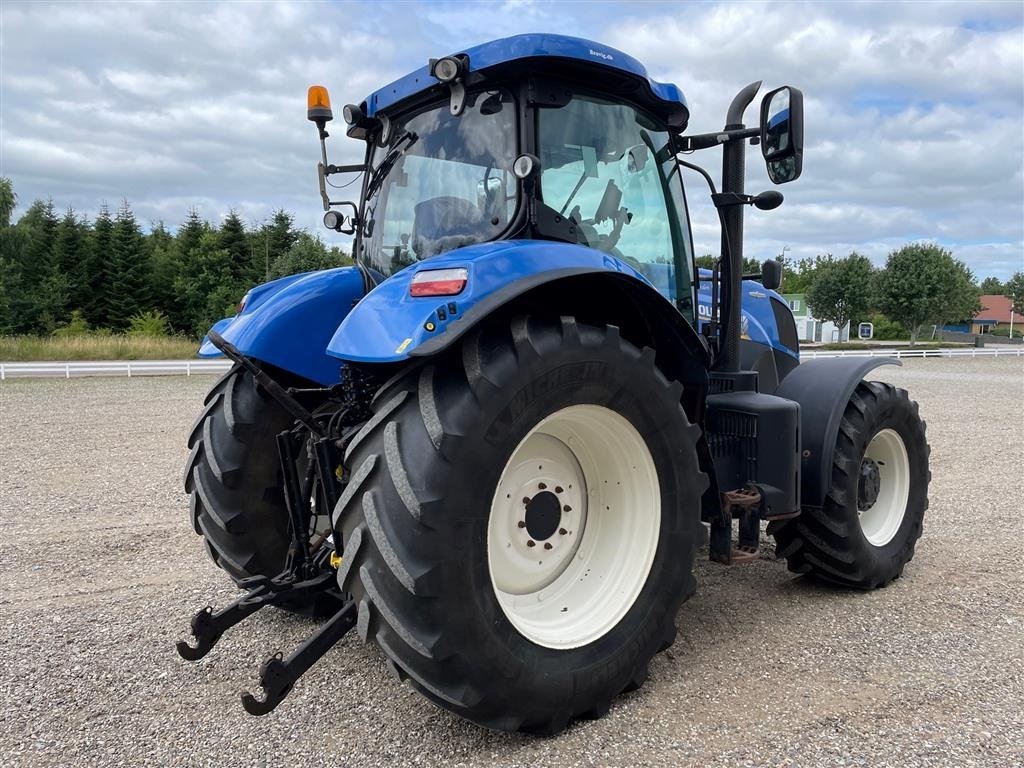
[[543, 542, 553, 550], [522, 497, 531, 505], [538, 482, 547, 490], [517, 521, 526, 528], [527, 540, 536, 547], [555, 486, 563, 494], [563, 505, 572, 512], [559, 528, 568, 535]]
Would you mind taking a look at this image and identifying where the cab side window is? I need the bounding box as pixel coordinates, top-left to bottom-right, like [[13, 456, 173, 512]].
[[538, 95, 678, 301]]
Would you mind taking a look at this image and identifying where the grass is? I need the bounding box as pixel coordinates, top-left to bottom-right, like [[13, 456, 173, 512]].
[[0, 335, 200, 361]]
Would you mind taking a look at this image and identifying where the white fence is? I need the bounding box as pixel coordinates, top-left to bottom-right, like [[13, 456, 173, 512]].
[[800, 347, 1024, 360], [0, 359, 233, 380], [1, 347, 1020, 380]]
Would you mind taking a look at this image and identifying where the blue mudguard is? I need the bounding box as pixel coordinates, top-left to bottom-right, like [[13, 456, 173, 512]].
[[198, 267, 366, 385], [325, 240, 659, 364]]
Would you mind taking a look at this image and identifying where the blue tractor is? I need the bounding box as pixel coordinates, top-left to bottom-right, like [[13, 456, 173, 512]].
[[178, 34, 929, 733]]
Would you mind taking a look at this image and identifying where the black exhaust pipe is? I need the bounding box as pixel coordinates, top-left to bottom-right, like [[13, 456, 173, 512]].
[[717, 81, 761, 373]]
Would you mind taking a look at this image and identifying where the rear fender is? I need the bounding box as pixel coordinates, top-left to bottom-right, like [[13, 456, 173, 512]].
[[327, 240, 710, 381], [198, 267, 366, 385], [775, 357, 900, 509]]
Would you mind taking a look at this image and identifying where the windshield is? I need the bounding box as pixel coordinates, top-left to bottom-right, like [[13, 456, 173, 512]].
[[359, 89, 518, 276]]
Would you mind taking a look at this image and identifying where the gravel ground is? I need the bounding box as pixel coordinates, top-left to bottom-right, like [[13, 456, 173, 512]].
[[1, 358, 1022, 767]]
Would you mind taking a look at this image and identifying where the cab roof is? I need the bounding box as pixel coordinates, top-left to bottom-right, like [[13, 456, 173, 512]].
[[363, 33, 689, 128]]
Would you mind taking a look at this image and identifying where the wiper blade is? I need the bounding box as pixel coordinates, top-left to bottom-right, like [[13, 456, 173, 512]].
[[365, 131, 418, 202]]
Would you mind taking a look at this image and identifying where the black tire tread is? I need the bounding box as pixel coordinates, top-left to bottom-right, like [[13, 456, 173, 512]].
[[334, 316, 705, 733], [184, 364, 295, 584], [772, 381, 930, 589]]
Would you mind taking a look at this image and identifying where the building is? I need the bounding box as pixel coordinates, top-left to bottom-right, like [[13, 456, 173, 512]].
[[781, 293, 850, 343], [944, 294, 1023, 335], [973, 294, 1023, 334]]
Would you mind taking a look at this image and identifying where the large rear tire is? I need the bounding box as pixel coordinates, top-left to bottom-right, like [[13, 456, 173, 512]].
[[183, 364, 334, 613], [770, 380, 930, 589], [333, 316, 706, 733]]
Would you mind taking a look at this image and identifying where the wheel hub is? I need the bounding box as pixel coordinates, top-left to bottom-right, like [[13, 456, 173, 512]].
[[858, 458, 881, 511], [488, 433, 586, 596], [858, 428, 911, 547], [524, 491, 561, 541]]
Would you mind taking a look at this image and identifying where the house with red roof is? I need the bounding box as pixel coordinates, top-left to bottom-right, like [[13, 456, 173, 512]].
[[969, 294, 1024, 335]]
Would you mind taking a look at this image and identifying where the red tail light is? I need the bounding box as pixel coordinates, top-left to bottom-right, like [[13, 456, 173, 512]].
[[409, 268, 468, 297]]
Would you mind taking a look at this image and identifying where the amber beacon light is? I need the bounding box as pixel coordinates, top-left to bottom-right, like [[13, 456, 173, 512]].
[[307, 85, 333, 123]]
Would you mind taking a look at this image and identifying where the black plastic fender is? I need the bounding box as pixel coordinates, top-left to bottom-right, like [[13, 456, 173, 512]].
[[774, 357, 900, 510]]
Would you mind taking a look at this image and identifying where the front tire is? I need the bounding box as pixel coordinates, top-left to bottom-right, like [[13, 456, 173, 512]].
[[771, 380, 930, 589], [333, 317, 706, 733]]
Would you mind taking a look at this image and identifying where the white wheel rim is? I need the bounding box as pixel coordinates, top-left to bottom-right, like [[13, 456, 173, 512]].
[[858, 428, 910, 547], [487, 404, 660, 649]]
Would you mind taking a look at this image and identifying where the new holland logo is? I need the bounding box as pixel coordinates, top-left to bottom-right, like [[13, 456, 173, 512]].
[[589, 49, 614, 61]]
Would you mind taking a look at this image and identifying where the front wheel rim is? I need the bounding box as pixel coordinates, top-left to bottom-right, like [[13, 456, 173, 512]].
[[487, 404, 660, 650], [858, 428, 910, 547]]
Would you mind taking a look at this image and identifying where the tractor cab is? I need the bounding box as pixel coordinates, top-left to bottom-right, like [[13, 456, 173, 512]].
[[310, 34, 802, 364], [312, 36, 698, 312]]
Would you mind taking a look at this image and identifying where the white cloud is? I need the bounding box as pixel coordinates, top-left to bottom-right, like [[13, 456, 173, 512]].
[[1, 0, 1022, 278]]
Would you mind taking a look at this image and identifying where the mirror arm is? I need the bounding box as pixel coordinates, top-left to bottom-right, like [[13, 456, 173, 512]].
[[711, 191, 753, 208], [677, 127, 759, 152], [325, 163, 366, 176]]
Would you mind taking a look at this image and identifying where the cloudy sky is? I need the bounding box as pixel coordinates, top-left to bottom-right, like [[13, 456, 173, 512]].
[[2, 0, 1022, 278]]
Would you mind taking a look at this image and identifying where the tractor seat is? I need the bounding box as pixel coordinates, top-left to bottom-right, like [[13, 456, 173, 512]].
[[412, 196, 483, 259]]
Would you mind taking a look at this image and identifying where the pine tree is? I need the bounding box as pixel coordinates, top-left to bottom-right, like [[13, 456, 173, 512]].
[[178, 208, 209, 259], [55, 208, 92, 316], [11, 199, 65, 333], [103, 200, 151, 329], [87, 204, 115, 326], [147, 221, 178, 321], [165, 209, 211, 331], [0, 178, 20, 333], [218, 210, 249, 283], [261, 209, 299, 281], [174, 230, 236, 336]]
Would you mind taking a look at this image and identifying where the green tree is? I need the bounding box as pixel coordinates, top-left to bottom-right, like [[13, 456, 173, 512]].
[[779, 254, 834, 293], [876, 243, 980, 344], [269, 232, 352, 278], [805, 252, 875, 334], [250, 209, 299, 282], [178, 208, 210, 259], [162, 209, 212, 333], [86, 204, 115, 326], [979, 276, 1004, 294], [147, 221, 178, 318], [55, 208, 92, 315], [102, 200, 151, 329], [175, 230, 237, 336], [0, 177, 15, 228], [1004, 272, 1024, 317], [219, 210, 249, 282], [0, 178, 20, 332], [0, 253, 14, 334], [10, 199, 66, 333]]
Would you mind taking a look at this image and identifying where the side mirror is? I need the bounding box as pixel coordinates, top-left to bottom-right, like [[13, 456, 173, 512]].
[[760, 86, 803, 184], [760, 258, 783, 291]]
